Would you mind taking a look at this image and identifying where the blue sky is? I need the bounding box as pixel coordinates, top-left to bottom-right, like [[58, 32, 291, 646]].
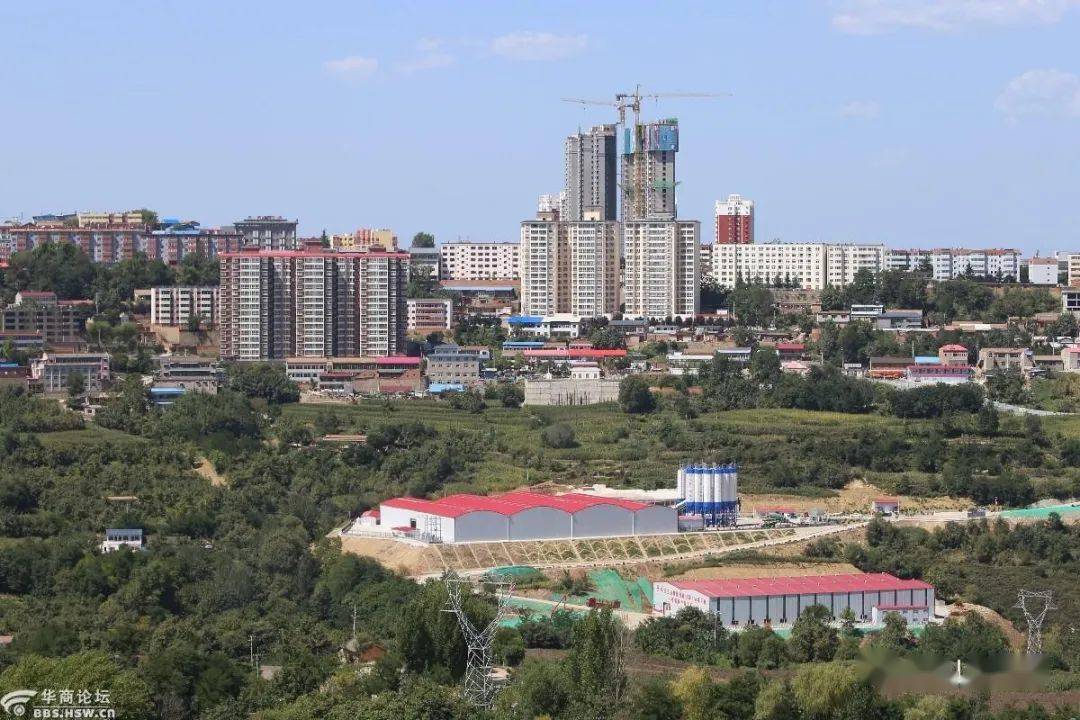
[[2, 0, 1079, 254]]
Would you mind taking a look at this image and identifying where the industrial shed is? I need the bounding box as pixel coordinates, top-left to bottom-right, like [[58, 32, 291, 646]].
[[379, 491, 678, 543], [653, 573, 935, 627]]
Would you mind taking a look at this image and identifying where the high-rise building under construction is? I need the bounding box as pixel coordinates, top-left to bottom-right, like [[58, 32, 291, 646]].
[[563, 124, 617, 222], [621, 118, 679, 221]]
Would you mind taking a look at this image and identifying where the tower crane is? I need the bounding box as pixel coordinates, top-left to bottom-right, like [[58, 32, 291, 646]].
[[561, 84, 730, 127]]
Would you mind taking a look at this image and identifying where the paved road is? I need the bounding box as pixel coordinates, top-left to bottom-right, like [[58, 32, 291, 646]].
[[992, 401, 1070, 417]]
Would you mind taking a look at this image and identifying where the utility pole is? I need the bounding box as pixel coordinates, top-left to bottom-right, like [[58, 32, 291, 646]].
[[249, 635, 255, 669]]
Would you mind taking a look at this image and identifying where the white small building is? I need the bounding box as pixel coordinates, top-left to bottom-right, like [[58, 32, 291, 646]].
[[101, 528, 145, 553], [871, 497, 901, 515]]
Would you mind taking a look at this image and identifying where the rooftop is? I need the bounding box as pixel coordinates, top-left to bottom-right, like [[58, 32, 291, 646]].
[[663, 572, 933, 598], [381, 490, 653, 519]]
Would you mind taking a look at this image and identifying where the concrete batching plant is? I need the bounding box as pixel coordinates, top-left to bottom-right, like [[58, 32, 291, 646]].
[[676, 464, 739, 527]]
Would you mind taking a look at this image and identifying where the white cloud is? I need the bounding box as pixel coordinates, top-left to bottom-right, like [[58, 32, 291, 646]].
[[490, 32, 587, 61], [324, 55, 378, 80], [832, 0, 1080, 34], [841, 100, 881, 118], [397, 38, 455, 73], [995, 68, 1080, 119]]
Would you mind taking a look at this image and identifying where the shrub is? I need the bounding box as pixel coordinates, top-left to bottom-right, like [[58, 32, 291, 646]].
[[540, 424, 576, 449]]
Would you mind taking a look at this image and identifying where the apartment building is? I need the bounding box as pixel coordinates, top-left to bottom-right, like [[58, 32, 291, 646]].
[[218, 242, 407, 360], [146, 225, 243, 263], [406, 298, 453, 331], [622, 119, 679, 221], [564, 124, 617, 222], [1067, 254, 1080, 287], [622, 221, 699, 318], [710, 242, 885, 290], [714, 194, 754, 244], [76, 210, 144, 227], [1027, 257, 1059, 285], [439, 242, 520, 280], [826, 244, 887, 286], [519, 212, 620, 318], [234, 216, 298, 251], [6, 223, 240, 265], [149, 286, 219, 326], [330, 228, 397, 251], [0, 291, 92, 345], [886, 248, 1020, 281]]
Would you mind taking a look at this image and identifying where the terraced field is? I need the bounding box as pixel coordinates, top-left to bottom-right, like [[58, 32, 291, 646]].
[[340, 527, 798, 576]]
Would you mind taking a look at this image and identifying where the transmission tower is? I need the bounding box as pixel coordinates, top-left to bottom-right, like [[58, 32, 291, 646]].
[[443, 571, 516, 708], [1015, 589, 1056, 654]]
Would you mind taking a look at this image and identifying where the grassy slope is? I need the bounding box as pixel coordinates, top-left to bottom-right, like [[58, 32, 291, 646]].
[[283, 401, 943, 496], [36, 424, 148, 450]]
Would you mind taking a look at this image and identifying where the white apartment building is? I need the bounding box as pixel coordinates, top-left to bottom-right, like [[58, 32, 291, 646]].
[[622, 221, 699, 318], [519, 214, 619, 318], [886, 248, 1020, 281], [709, 242, 884, 290], [1027, 257, 1059, 285], [407, 298, 453, 330], [567, 223, 620, 317], [149, 286, 219, 327], [1067, 253, 1080, 287], [219, 244, 407, 361], [826, 244, 887, 286], [439, 242, 520, 280]]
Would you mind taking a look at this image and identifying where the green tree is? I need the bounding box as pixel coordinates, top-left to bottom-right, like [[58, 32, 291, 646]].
[[619, 376, 655, 414], [787, 605, 838, 663], [65, 371, 86, 400], [411, 232, 435, 248], [628, 678, 681, 720], [791, 663, 873, 720], [566, 609, 628, 717], [753, 680, 801, 720], [540, 423, 576, 448], [227, 363, 300, 404], [730, 284, 775, 327]]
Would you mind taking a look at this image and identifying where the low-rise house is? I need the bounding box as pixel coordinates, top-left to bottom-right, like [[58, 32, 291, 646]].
[[154, 355, 223, 394], [977, 347, 1033, 375], [876, 309, 923, 330], [101, 528, 145, 553], [31, 352, 110, 393], [868, 356, 911, 379], [905, 363, 973, 385], [1063, 345, 1080, 372], [871, 498, 901, 515], [938, 344, 969, 366], [774, 342, 806, 361]]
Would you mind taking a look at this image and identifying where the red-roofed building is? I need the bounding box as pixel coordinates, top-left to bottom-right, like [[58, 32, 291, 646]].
[[774, 342, 806, 361], [938, 344, 969, 366], [653, 572, 935, 626], [378, 490, 677, 543]]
